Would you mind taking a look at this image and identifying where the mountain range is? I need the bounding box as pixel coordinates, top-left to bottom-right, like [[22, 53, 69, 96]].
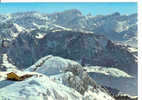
[[0, 9, 138, 100]]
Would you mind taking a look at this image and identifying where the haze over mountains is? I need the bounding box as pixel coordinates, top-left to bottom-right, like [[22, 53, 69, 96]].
[[0, 9, 138, 100]]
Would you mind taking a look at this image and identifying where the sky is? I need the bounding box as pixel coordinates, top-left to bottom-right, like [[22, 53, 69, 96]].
[[0, 2, 137, 15]]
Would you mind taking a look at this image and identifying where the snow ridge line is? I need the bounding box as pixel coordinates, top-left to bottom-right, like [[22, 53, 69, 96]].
[[33, 55, 53, 71]]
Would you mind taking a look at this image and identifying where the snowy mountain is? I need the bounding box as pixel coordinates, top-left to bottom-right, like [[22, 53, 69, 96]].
[[0, 21, 24, 40], [0, 56, 115, 100], [0, 9, 137, 47]]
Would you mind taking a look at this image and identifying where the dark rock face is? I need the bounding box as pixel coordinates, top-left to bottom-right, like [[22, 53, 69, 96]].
[[114, 94, 138, 100], [4, 30, 137, 76], [101, 85, 120, 96], [105, 41, 137, 76]]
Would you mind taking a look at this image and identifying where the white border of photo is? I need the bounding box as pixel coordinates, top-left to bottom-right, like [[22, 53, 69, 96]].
[[0, 0, 141, 100]]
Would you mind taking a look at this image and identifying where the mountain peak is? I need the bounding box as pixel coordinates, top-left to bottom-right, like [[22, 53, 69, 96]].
[[57, 9, 82, 16], [63, 9, 82, 14], [112, 12, 121, 16]]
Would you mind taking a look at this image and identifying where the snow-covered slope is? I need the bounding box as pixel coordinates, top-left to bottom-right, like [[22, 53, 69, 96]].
[[26, 55, 83, 76], [0, 55, 115, 100], [26, 55, 98, 94], [0, 73, 83, 100], [0, 53, 16, 71], [0, 74, 114, 100]]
